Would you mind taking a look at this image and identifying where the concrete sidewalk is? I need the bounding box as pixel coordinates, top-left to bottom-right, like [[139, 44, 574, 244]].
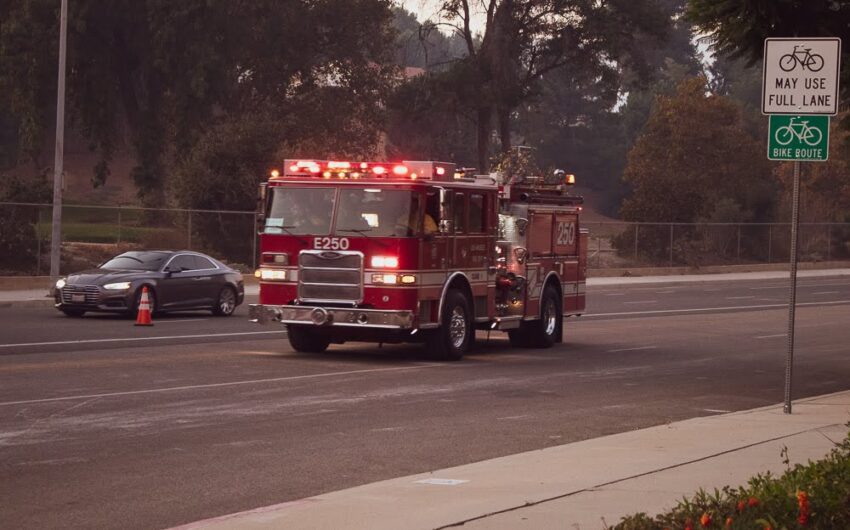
[[177, 391, 850, 530]]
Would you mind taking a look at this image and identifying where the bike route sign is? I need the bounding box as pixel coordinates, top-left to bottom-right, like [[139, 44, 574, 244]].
[[768, 115, 829, 161], [762, 38, 841, 115]]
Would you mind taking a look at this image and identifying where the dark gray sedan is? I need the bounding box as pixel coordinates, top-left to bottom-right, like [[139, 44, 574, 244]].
[[54, 250, 245, 318]]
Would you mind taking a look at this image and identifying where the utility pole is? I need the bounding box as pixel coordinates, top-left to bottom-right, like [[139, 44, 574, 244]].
[[50, 0, 68, 280]]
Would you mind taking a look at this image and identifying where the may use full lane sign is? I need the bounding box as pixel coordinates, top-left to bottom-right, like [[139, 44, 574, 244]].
[[762, 38, 841, 115]]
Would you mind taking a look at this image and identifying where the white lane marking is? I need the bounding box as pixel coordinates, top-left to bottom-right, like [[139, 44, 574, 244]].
[[750, 286, 794, 290], [0, 330, 287, 349], [754, 334, 785, 339], [726, 296, 755, 300], [0, 365, 441, 407], [813, 291, 840, 295], [655, 289, 676, 294], [154, 319, 209, 324], [703, 408, 732, 413], [415, 478, 468, 486], [605, 293, 626, 297], [582, 299, 850, 318], [607, 346, 657, 353], [497, 415, 531, 420], [623, 300, 657, 305]]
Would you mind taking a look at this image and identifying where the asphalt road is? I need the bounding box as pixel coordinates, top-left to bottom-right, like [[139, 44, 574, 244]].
[[1, 276, 849, 529]]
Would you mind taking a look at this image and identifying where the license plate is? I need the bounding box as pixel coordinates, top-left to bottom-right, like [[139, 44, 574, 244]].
[[71, 294, 85, 303]]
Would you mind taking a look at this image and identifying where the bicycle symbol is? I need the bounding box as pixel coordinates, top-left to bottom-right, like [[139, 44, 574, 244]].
[[774, 117, 823, 146], [779, 45, 825, 72]]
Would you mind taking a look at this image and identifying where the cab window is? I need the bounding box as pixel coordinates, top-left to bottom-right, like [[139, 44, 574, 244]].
[[469, 194, 485, 233], [453, 193, 466, 233]]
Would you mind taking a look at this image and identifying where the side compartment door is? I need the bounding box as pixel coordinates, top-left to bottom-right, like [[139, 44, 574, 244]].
[[553, 213, 580, 313]]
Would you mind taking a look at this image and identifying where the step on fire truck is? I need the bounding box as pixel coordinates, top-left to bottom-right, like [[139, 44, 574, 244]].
[[249, 159, 587, 360]]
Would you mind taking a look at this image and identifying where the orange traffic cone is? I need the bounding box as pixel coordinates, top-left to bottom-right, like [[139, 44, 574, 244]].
[[135, 286, 154, 326]]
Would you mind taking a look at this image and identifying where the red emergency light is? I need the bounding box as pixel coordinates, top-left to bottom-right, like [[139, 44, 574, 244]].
[[280, 160, 456, 181]]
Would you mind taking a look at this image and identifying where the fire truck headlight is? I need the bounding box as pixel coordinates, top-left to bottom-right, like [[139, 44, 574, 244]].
[[261, 253, 289, 266], [400, 275, 416, 284], [371, 256, 399, 268], [259, 269, 287, 281], [372, 274, 400, 285]]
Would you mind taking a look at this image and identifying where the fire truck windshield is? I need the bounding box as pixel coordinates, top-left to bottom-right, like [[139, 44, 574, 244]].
[[265, 187, 334, 235], [265, 186, 420, 237], [336, 188, 419, 237]]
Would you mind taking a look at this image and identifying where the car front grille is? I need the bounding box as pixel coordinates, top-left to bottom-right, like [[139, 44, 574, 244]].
[[61, 285, 100, 305], [298, 250, 363, 304]]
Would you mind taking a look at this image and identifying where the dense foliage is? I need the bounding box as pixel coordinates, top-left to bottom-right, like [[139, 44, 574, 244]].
[[613, 426, 850, 530], [0, 0, 397, 207]]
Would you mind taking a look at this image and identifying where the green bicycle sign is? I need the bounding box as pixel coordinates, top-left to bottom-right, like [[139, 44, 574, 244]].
[[768, 115, 829, 161]]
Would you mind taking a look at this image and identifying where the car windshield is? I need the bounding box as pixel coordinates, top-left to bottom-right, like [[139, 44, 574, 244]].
[[101, 252, 171, 271], [336, 189, 419, 237], [265, 187, 335, 235]]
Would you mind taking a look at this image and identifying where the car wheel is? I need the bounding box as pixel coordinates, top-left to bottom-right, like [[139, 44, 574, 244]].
[[131, 287, 157, 317], [288, 325, 330, 353], [212, 286, 237, 316], [61, 308, 86, 318]]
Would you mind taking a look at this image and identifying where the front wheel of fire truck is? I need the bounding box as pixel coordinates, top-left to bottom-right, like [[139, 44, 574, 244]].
[[287, 325, 331, 354], [424, 289, 472, 361]]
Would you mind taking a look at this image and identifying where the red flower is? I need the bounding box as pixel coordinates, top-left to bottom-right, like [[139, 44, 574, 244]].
[[684, 518, 694, 530], [736, 500, 746, 512], [725, 517, 733, 528], [700, 512, 712, 527], [748, 496, 760, 508], [797, 490, 810, 525]]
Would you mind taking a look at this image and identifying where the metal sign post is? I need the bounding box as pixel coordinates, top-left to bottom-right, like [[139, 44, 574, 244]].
[[762, 37, 841, 414], [784, 161, 801, 414]]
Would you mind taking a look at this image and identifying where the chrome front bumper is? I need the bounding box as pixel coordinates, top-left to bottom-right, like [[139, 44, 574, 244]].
[[249, 304, 415, 330]]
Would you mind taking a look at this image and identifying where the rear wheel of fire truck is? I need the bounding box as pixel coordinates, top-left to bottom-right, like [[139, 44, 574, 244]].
[[425, 289, 472, 361], [509, 284, 561, 348], [287, 325, 331, 353]]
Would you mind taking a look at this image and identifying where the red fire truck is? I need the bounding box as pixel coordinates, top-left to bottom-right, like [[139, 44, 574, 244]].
[[249, 159, 587, 360]]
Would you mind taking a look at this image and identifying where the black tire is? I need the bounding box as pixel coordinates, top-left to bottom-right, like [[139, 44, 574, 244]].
[[131, 287, 157, 317], [528, 284, 561, 348], [61, 308, 86, 318], [508, 284, 561, 349], [424, 289, 472, 361], [212, 286, 237, 316], [288, 325, 331, 353]]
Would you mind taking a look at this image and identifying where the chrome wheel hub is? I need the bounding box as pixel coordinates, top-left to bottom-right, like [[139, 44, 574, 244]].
[[220, 290, 236, 314], [449, 306, 467, 348], [543, 299, 557, 336]]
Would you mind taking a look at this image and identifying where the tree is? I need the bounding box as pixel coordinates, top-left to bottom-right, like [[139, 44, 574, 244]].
[[687, 0, 850, 106], [0, 0, 397, 207], [434, 0, 671, 171], [621, 76, 774, 224]]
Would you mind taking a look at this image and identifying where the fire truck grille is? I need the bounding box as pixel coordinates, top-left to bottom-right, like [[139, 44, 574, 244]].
[[298, 251, 363, 303]]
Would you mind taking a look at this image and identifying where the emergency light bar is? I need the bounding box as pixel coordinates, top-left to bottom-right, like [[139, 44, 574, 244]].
[[274, 160, 457, 181]]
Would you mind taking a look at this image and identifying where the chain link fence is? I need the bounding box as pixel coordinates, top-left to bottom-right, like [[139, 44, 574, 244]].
[[3, 202, 850, 275], [0, 202, 258, 275], [585, 221, 850, 269]]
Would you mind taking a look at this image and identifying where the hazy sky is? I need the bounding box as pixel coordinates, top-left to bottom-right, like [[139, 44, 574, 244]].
[[398, 0, 487, 34]]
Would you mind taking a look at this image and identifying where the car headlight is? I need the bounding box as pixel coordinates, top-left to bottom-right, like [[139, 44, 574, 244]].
[[103, 282, 131, 290], [55, 278, 66, 289]]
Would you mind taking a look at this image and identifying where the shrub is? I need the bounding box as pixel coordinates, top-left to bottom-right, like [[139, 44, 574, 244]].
[[611, 426, 850, 530], [0, 173, 51, 274]]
